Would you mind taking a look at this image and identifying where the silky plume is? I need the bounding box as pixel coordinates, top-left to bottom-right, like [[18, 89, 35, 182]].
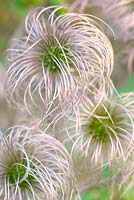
[[0, 126, 75, 200], [5, 6, 114, 117], [62, 92, 134, 169]]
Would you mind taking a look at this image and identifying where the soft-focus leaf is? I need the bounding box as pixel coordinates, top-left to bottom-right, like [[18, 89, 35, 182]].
[[117, 75, 134, 93]]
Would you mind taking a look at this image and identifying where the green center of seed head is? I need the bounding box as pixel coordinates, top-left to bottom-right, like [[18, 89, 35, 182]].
[[8, 159, 35, 189], [43, 45, 70, 73], [84, 106, 122, 143]]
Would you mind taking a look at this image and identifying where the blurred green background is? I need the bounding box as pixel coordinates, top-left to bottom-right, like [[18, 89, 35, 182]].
[[0, 0, 134, 199]]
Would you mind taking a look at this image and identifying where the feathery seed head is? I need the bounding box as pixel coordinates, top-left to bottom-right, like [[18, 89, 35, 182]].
[[0, 126, 74, 200], [65, 93, 134, 168], [5, 6, 114, 116], [94, 0, 134, 41]]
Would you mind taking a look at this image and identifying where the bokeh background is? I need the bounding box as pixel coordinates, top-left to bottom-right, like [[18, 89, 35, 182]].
[[0, 0, 134, 199]]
